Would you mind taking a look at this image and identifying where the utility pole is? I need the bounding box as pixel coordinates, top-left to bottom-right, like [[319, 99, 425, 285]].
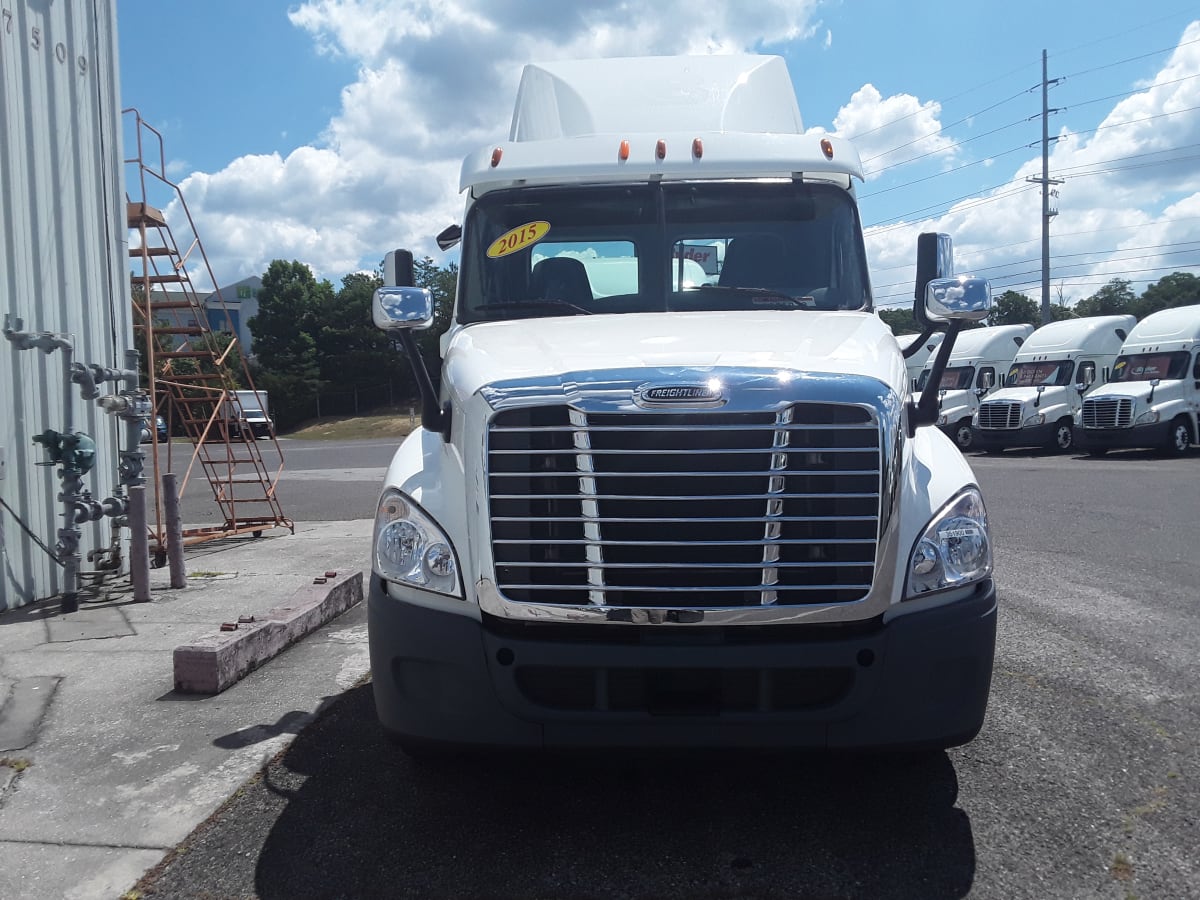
[[1026, 50, 1063, 325]]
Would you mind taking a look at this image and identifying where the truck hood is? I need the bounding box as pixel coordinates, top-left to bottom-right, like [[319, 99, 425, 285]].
[[442, 311, 908, 402], [1087, 381, 1176, 402], [983, 385, 1070, 404]]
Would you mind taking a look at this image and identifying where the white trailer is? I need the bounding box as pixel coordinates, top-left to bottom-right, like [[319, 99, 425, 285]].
[[972, 315, 1135, 453], [367, 55, 997, 753], [1076, 304, 1200, 456], [916, 324, 1033, 450]]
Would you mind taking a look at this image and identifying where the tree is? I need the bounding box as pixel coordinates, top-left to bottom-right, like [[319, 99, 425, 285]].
[[877, 307, 919, 335], [316, 271, 410, 390], [989, 291, 1040, 327], [1073, 278, 1137, 318], [249, 260, 333, 428], [1135, 272, 1200, 319]]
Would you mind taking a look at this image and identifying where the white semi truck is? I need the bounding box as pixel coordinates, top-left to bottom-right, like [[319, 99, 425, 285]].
[[915, 324, 1033, 450], [1075, 304, 1200, 456], [368, 55, 997, 753], [972, 315, 1136, 453], [897, 332, 944, 389]]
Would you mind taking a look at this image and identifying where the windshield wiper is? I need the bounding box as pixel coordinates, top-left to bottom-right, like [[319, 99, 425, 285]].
[[681, 285, 814, 307], [473, 299, 593, 319]]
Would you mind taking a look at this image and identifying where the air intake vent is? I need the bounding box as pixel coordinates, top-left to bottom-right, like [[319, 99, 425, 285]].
[[1081, 397, 1133, 429], [977, 401, 1022, 430], [487, 403, 882, 608]]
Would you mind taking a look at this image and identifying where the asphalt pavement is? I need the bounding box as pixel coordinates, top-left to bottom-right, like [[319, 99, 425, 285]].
[[0, 518, 374, 900]]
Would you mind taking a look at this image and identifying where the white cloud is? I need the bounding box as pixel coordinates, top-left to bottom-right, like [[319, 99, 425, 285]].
[[817, 84, 955, 175]]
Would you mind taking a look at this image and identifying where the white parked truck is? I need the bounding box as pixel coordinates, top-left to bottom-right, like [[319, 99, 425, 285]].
[[972, 315, 1136, 453], [1075, 304, 1200, 456], [369, 55, 997, 753], [915, 324, 1033, 450], [221, 389, 273, 439], [897, 332, 944, 390]]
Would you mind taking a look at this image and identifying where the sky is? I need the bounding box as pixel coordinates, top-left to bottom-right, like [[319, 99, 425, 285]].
[[116, 1, 1200, 308]]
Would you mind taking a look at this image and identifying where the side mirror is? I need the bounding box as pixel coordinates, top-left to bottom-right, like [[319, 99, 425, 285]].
[[437, 224, 463, 251], [924, 275, 992, 324], [913, 232, 954, 332], [373, 286, 434, 331], [1034, 384, 1046, 406]]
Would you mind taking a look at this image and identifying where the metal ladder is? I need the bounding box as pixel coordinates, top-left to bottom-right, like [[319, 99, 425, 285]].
[[124, 108, 293, 556]]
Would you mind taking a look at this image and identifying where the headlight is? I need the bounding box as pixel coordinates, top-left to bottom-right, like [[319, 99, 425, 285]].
[[1022, 413, 1045, 427], [1135, 409, 1159, 425], [906, 488, 992, 599], [373, 489, 462, 598]]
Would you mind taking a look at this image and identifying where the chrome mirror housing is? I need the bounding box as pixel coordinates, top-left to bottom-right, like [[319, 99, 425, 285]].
[[373, 286, 434, 331], [924, 276, 992, 323]]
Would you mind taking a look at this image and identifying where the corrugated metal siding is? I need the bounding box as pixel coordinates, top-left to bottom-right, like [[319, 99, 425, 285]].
[[1, 0, 130, 610]]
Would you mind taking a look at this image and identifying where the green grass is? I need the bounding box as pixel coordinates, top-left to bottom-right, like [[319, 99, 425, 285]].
[[283, 410, 418, 441]]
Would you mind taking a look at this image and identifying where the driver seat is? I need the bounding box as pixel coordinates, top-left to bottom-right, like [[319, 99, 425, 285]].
[[530, 257, 593, 306]]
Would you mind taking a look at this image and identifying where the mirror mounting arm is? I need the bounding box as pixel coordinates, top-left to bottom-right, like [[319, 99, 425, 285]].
[[908, 320, 966, 437], [398, 330, 451, 441]]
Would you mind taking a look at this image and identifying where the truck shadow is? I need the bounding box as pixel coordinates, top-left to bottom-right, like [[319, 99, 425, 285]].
[[245, 685, 976, 899]]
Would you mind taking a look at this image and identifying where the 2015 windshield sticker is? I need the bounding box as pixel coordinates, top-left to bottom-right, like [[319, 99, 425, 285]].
[[487, 221, 550, 258]]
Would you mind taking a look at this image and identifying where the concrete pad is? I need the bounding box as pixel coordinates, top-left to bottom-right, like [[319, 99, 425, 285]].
[[45, 606, 134, 643], [0, 676, 61, 752], [0, 839, 165, 900], [172, 570, 363, 694]]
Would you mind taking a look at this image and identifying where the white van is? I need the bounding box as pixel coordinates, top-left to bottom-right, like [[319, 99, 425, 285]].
[[1076, 304, 1200, 456], [897, 332, 944, 390], [972, 315, 1135, 453], [915, 324, 1033, 449]]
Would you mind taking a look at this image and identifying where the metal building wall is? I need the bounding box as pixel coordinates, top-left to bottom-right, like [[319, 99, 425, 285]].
[[0, 0, 131, 610]]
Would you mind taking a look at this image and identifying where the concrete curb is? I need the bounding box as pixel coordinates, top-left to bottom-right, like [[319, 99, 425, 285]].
[[172, 570, 364, 694]]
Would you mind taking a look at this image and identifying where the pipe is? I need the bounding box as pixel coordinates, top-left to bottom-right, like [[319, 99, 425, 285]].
[[162, 473, 187, 589], [128, 485, 151, 602]]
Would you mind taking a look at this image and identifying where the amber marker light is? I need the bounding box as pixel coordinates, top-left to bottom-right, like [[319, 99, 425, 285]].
[[490, 147, 503, 167], [618, 139, 631, 161], [820, 138, 834, 160], [656, 139, 667, 160], [692, 138, 703, 158]]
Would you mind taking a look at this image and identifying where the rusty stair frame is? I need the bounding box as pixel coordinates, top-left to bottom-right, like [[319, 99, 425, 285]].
[[123, 108, 294, 555]]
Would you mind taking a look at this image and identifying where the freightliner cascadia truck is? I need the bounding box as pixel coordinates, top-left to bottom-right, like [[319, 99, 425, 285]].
[[368, 55, 997, 753]]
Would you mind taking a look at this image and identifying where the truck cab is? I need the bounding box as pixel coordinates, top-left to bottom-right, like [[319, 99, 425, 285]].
[[1075, 304, 1200, 456], [972, 315, 1135, 454], [368, 55, 997, 753], [915, 324, 1033, 450]]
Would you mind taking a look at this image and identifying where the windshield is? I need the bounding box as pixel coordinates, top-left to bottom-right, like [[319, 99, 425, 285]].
[[1110, 351, 1190, 382], [457, 181, 871, 323], [1005, 360, 1075, 388], [916, 365, 975, 392]]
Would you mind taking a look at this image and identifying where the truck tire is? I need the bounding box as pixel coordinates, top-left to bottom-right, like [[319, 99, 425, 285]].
[[953, 419, 974, 450], [1163, 416, 1193, 457], [1049, 418, 1074, 454]]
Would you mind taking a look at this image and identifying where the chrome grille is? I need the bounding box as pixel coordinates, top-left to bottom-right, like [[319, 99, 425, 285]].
[[1081, 397, 1133, 429], [977, 401, 1022, 430], [487, 404, 881, 608]]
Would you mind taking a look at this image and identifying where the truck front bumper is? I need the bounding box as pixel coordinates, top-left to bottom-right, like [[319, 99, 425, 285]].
[[368, 574, 997, 752], [1075, 422, 1169, 451], [972, 421, 1056, 450]]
